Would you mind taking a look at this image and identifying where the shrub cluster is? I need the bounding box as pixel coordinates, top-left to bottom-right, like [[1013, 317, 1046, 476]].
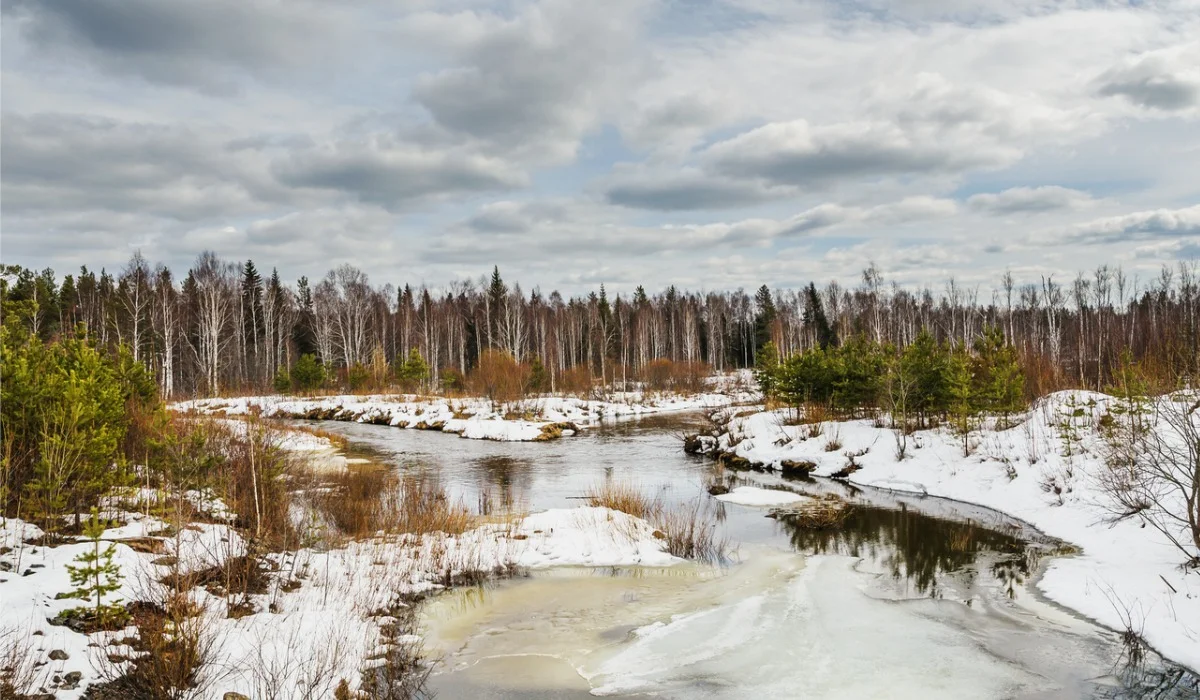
[[1, 318, 158, 528]]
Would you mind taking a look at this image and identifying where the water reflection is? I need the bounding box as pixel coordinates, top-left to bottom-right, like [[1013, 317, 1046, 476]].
[[775, 501, 1029, 597], [469, 455, 533, 511]]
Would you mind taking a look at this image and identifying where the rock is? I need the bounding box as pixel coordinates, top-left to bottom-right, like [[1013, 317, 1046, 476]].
[[61, 670, 82, 689], [224, 692, 252, 700], [48, 649, 69, 660], [779, 459, 818, 475]]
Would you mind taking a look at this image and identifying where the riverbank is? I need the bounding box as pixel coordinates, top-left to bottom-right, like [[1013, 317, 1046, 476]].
[[173, 389, 749, 443], [0, 503, 679, 699], [692, 390, 1200, 673]]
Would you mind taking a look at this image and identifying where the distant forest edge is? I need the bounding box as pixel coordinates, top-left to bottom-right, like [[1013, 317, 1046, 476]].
[[2, 254, 1198, 400]]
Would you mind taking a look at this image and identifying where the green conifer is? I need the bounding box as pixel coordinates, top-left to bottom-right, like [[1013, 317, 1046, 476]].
[[64, 508, 126, 626]]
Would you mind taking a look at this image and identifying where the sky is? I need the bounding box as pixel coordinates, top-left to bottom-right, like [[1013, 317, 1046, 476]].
[[2, 0, 1199, 296]]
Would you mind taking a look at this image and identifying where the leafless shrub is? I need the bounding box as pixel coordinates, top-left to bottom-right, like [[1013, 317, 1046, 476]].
[[0, 624, 44, 698], [1100, 585, 1149, 673], [354, 598, 434, 700], [640, 359, 711, 395], [823, 426, 842, 452], [656, 500, 727, 563], [468, 350, 530, 409], [557, 364, 593, 397], [91, 563, 229, 700], [1100, 394, 1200, 565], [236, 621, 356, 700]]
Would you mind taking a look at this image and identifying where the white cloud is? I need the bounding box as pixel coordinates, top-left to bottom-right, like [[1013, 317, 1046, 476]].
[[967, 186, 1094, 215], [1063, 205, 1200, 245], [2, 0, 1198, 292]]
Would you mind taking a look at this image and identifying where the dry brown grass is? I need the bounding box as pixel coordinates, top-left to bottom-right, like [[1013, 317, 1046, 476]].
[[657, 500, 727, 563], [312, 469, 475, 540], [585, 480, 728, 562], [289, 422, 349, 449], [788, 494, 853, 529], [585, 480, 662, 521]]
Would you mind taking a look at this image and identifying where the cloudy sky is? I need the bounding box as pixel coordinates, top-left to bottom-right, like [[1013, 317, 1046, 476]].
[[2, 0, 1198, 294]]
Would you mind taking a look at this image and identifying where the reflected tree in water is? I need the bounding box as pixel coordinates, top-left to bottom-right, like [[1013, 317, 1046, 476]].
[[776, 502, 1027, 595]]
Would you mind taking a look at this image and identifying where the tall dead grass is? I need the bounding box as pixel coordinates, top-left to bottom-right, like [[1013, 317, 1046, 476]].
[[656, 500, 727, 563], [584, 479, 727, 563], [585, 480, 661, 521], [311, 469, 474, 541]]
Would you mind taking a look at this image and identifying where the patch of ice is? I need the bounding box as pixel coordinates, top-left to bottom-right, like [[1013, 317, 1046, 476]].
[[714, 486, 809, 507]]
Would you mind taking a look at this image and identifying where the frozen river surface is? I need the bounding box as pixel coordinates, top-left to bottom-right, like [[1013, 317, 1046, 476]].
[[312, 415, 1198, 699]]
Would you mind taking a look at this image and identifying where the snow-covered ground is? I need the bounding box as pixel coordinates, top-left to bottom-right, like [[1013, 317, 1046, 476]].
[[701, 390, 1200, 673], [172, 388, 749, 443], [0, 506, 678, 699]]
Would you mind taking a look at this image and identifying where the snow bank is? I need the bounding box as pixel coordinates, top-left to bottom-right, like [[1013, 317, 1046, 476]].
[[172, 390, 741, 443], [0, 505, 675, 698], [517, 507, 681, 568], [714, 486, 811, 507], [702, 391, 1200, 673]]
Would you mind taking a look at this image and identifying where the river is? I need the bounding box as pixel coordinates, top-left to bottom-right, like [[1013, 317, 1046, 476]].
[[307, 414, 1199, 699]]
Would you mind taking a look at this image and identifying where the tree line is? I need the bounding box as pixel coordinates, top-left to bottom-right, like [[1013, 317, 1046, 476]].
[[2, 255, 1197, 399]]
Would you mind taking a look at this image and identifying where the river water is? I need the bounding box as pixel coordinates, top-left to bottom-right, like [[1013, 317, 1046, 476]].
[[309, 415, 1198, 699]]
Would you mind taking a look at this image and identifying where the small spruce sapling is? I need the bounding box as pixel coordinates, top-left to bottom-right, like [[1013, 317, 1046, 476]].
[[396, 347, 431, 392], [64, 508, 126, 626]]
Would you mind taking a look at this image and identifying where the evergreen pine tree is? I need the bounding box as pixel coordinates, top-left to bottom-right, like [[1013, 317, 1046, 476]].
[[802, 283, 837, 349], [946, 345, 976, 456], [633, 285, 649, 307], [754, 285, 776, 351], [293, 276, 317, 357], [754, 341, 781, 400], [63, 508, 126, 626], [396, 347, 430, 392], [528, 355, 550, 393], [291, 353, 325, 391]]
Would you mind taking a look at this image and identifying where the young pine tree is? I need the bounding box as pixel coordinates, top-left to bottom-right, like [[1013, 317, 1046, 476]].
[[396, 347, 431, 393], [64, 508, 126, 626], [290, 353, 325, 392], [753, 341, 781, 401], [527, 355, 550, 394], [946, 345, 976, 456]]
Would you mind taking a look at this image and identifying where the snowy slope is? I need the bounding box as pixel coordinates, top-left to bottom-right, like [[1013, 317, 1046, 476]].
[[705, 391, 1200, 673], [0, 506, 676, 699]]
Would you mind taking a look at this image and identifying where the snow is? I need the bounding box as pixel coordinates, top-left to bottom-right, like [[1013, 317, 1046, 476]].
[[172, 388, 746, 443], [714, 486, 811, 507], [1, 505, 676, 698], [702, 390, 1200, 674], [517, 507, 681, 568]]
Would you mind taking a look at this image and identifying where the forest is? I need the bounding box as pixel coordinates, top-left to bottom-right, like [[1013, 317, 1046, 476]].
[[1, 254, 1197, 402]]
